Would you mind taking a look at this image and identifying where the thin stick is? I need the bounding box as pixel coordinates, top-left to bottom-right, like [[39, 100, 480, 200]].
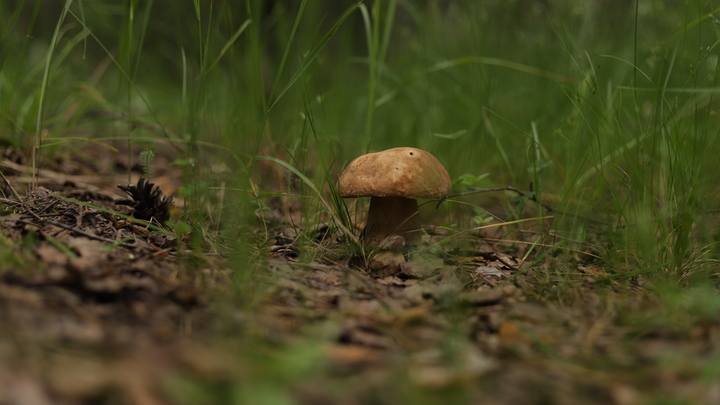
[[517, 229, 602, 249], [27, 218, 144, 250], [0, 170, 23, 202], [436, 185, 554, 213], [436, 186, 607, 227]]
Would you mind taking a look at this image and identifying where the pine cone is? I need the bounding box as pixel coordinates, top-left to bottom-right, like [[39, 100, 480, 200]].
[[116, 178, 174, 223]]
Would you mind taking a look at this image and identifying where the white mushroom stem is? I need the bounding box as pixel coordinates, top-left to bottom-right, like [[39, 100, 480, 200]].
[[364, 196, 421, 248]]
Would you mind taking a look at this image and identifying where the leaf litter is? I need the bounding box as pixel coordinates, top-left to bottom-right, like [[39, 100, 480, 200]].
[[0, 147, 719, 404]]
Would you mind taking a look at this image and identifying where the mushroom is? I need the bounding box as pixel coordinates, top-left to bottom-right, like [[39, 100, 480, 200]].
[[338, 147, 451, 270]]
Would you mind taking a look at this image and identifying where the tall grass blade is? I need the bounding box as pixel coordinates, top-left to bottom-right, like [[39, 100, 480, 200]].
[[267, 2, 361, 112], [268, 0, 308, 102], [255, 156, 359, 245], [204, 18, 252, 76], [34, 0, 74, 188], [64, 8, 175, 141]]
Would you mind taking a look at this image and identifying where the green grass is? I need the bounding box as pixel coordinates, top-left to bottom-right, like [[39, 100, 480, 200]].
[[2, 0, 720, 403]]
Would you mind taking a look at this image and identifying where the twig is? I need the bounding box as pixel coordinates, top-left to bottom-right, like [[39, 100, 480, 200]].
[[0, 198, 22, 207], [34, 218, 143, 250], [492, 253, 518, 271], [36, 200, 60, 216], [0, 159, 125, 195], [0, 169, 23, 202], [437, 185, 608, 228], [436, 185, 554, 213], [517, 229, 602, 249]]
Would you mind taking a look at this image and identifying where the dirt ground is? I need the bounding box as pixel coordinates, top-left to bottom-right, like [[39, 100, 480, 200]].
[[1, 146, 719, 405]]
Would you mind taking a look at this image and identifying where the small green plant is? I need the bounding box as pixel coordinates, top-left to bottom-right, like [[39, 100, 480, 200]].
[[139, 147, 156, 180], [472, 207, 494, 226], [455, 173, 489, 188]]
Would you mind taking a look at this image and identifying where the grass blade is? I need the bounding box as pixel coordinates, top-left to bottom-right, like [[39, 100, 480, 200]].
[[204, 18, 252, 76], [267, 2, 361, 112], [34, 0, 74, 187], [255, 156, 359, 245]]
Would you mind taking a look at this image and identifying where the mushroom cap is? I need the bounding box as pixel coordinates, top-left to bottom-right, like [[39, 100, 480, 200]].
[[338, 147, 452, 199]]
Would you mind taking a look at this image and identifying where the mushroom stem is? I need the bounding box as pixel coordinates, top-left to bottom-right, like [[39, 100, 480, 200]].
[[364, 196, 421, 248]]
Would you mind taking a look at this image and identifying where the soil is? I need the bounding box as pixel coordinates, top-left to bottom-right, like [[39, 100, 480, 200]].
[[0, 145, 718, 405]]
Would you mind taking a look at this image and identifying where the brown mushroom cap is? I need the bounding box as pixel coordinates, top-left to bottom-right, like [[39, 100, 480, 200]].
[[338, 147, 451, 199]]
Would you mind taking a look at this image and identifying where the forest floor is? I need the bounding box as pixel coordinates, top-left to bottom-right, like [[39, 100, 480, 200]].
[[0, 145, 718, 405]]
